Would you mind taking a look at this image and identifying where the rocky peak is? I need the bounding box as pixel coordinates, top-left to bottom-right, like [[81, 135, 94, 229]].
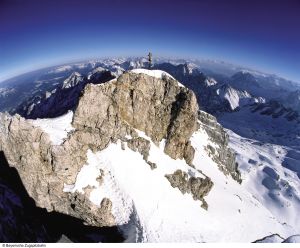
[[153, 62, 204, 80], [0, 71, 202, 226], [62, 72, 84, 89], [73, 71, 199, 164], [230, 71, 261, 92], [204, 77, 218, 87], [0, 70, 240, 235]]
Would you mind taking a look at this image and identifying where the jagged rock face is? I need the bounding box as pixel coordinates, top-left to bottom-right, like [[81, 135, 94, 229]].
[[198, 110, 241, 182], [62, 72, 84, 89], [0, 71, 203, 228], [0, 71, 242, 237], [0, 114, 95, 226], [0, 114, 54, 206], [165, 169, 213, 210], [73, 72, 199, 164]]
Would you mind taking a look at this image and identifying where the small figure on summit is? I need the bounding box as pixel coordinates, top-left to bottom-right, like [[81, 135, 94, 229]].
[[148, 52, 152, 69]]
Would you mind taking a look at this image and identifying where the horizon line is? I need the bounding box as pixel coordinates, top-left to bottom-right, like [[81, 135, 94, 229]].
[[0, 55, 299, 85]]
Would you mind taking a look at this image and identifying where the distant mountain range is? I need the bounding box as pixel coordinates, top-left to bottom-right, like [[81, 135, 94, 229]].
[[1, 57, 299, 118], [0, 57, 299, 242]]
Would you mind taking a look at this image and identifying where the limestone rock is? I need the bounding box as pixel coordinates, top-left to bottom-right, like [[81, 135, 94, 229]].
[[127, 137, 151, 161], [165, 169, 213, 209], [198, 110, 241, 182], [0, 70, 239, 229], [73, 72, 199, 164]]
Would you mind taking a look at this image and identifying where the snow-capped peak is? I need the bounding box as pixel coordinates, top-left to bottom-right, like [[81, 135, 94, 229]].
[[62, 72, 83, 89], [130, 69, 184, 87], [216, 84, 265, 110], [87, 67, 106, 80], [204, 77, 218, 86]]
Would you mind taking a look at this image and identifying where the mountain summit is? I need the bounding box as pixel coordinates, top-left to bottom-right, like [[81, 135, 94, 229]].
[[0, 69, 296, 242]]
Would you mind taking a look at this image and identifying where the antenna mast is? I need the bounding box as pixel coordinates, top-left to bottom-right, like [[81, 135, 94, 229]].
[[148, 52, 152, 69]]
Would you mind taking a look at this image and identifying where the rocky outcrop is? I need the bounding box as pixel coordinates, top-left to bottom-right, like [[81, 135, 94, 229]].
[[0, 71, 201, 228], [0, 70, 240, 231], [0, 150, 123, 243], [72, 72, 199, 164], [165, 169, 213, 210], [198, 110, 241, 182]]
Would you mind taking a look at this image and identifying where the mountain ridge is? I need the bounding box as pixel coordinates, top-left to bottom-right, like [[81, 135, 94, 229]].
[[2, 70, 291, 242], [0, 59, 299, 242]]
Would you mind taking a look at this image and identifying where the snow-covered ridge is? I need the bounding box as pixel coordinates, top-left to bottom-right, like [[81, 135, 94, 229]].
[[87, 67, 106, 80], [30, 111, 74, 145], [130, 69, 175, 79], [216, 84, 265, 110], [62, 72, 84, 89], [2, 57, 299, 242], [204, 77, 218, 86], [130, 69, 184, 87], [62, 125, 294, 242], [24, 68, 298, 242]]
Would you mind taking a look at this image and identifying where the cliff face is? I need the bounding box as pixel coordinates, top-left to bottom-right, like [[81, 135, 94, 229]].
[[198, 110, 241, 182], [73, 72, 199, 164], [0, 70, 240, 231]]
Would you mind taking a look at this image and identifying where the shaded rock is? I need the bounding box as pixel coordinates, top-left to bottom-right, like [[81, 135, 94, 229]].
[[146, 161, 157, 170], [0, 151, 124, 243], [198, 110, 241, 182], [127, 137, 151, 161], [73, 72, 199, 164], [57, 234, 73, 243]]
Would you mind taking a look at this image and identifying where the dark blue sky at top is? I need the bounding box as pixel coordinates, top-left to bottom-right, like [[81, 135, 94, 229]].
[[0, 0, 299, 82]]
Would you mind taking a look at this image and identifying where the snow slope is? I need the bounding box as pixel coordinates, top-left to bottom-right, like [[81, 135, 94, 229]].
[[226, 129, 300, 233], [30, 111, 74, 145], [20, 67, 299, 242], [63, 126, 294, 242], [283, 235, 300, 243], [130, 69, 184, 87], [216, 84, 264, 110], [219, 105, 300, 147]]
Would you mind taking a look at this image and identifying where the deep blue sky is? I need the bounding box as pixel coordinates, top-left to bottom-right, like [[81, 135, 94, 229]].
[[0, 0, 299, 82]]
